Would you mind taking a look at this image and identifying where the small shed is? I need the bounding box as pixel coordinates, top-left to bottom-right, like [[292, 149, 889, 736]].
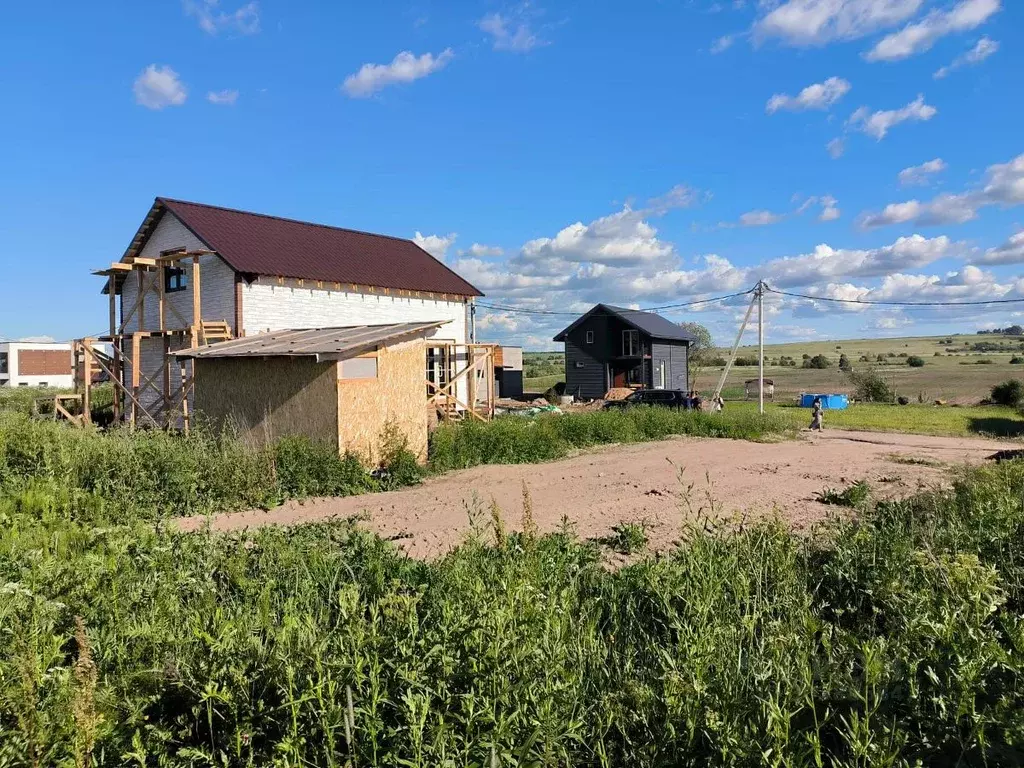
[[176, 322, 446, 463], [745, 378, 775, 400]]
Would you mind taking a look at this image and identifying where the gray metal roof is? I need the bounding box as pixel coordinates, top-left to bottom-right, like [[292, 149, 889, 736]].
[[553, 304, 696, 343], [174, 321, 447, 361]]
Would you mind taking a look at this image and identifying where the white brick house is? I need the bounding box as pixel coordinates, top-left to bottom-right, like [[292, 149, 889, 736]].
[[104, 198, 482, 424]]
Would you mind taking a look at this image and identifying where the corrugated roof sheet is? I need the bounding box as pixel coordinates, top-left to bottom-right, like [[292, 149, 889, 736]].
[[553, 304, 696, 343], [133, 198, 483, 297], [174, 321, 446, 361]]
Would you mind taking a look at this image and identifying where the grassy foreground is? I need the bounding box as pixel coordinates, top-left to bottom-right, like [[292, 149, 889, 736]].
[[725, 401, 1024, 438], [429, 407, 791, 472], [4, 459, 1024, 764]]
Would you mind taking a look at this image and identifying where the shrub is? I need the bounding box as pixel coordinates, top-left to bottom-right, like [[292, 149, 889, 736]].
[[990, 379, 1024, 407], [847, 367, 895, 403], [1011, 356, 1024, 364], [802, 354, 831, 369], [709, 356, 728, 367], [906, 355, 925, 367], [838, 354, 851, 371]]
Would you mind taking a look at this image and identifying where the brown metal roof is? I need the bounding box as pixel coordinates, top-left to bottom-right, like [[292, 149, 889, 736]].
[[174, 321, 446, 361], [126, 198, 482, 297]]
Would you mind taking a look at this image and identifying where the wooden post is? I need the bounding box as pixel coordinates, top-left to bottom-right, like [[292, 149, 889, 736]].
[[180, 360, 191, 435], [130, 333, 141, 429], [162, 336, 171, 421], [137, 269, 146, 333], [191, 255, 202, 346], [157, 264, 166, 332], [111, 338, 121, 423], [108, 278, 117, 336], [81, 340, 92, 425]]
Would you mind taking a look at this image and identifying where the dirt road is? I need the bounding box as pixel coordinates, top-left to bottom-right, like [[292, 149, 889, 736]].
[[178, 430, 1018, 558]]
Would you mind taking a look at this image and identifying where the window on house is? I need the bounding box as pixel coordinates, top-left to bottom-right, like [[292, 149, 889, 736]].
[[340, 357, 378, 379], [164, 266, 188, 293], [622, 329, 640, 356], [0, 353, 7, 375], [18, 382, 29, 387], [585, 330, 594, 344], [38, 382, 48, 387]]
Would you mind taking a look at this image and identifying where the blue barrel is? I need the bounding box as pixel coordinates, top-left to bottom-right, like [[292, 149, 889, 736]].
[[800, 393, 849, 410]]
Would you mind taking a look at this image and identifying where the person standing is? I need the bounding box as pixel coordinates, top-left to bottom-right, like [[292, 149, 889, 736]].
[[809, 397, 824, 431]]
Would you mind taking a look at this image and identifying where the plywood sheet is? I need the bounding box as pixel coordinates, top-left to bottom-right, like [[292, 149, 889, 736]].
[[338, 338, 429, 462]]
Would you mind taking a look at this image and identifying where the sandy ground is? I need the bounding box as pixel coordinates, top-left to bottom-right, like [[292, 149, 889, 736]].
[[178, 430, 1019, 558]]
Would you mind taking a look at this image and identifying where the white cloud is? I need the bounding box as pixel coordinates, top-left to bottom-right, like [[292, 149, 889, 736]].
[[754, 0, 923, 46], [479, 12, 541, 52], [898, 158, 946, 186], [342, 49, 454, 98], [647, 184, 703, 214], [207, 89, 239, 105], [847, 94, 936, 139], [766, 76, 851, 113], [763, 234, 961, 286], [17, 335, 58, 343], [520, 207, 675, 267], [183, 0, 260, 35], [975, 231, 1024, 266], [860, 152, 1024, 229], [133, 65, 188, 110], [458, 243, 505, 258], [476, 312, 522, 332], [865, 0, 1000, 61], [826, 137, 845, 159], [739, 209, 785, 227], [934, 36, 999, 78], [819, 195, 841, 221], [711, 34, 737, 53], [413, 231, 457, 260]]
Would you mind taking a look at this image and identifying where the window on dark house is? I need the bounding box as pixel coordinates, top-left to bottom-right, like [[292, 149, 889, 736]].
[[585, 330, 594, 344], [622, 329, 640, 356], [164, 266, 188, 293]]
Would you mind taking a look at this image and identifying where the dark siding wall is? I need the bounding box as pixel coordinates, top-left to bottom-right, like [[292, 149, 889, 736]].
[[650, 341, 689, 390], [563, 314, 610, 399], [497, 369, 523, 399]]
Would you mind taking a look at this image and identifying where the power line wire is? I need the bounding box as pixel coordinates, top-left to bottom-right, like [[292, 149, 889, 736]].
[[766, 286, 1024, 307]]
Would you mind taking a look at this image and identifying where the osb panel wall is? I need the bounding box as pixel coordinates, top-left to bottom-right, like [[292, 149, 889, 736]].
[[17, 349, 72, 376], [338, 338, 429, 463], [194, 357, 339, 448]]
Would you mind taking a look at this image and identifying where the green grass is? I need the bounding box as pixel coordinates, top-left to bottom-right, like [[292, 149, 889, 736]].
[[0, 412, 423, 518], [725, 401, 1024, 438], [428, 406, 792, 472], [5, 451, 1024, 763], [522, 373, 562, 394]]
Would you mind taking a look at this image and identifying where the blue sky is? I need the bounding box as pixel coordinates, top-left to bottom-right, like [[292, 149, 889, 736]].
[[1, 0, 1021, 349]]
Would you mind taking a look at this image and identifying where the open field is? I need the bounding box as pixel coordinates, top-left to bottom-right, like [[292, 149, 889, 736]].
[[180, 429, 1017, 558]]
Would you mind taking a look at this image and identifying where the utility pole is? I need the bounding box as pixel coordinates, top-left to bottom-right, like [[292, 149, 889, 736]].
[[757, 280, 765, 415]]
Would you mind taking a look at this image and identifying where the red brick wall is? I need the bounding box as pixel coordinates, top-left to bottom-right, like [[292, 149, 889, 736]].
[[17, 349, 72, 376]]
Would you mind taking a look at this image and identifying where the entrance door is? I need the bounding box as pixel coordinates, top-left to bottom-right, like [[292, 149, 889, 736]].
[[612, 367, 626, 388]]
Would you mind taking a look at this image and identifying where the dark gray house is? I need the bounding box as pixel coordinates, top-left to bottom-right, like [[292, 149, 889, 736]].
[[553, 304, 694, 399]]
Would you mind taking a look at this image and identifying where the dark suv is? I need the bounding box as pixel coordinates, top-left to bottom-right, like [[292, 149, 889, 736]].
[[603, 389, 699, 410]]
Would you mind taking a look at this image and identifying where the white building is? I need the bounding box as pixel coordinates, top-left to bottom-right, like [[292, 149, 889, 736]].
[[93, 197, 485, 427], [0, 341, 74, 388]]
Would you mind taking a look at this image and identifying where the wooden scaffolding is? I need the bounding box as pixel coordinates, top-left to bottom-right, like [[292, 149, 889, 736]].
[[72, 248, 233, 430], [426, 342, 497, 422]]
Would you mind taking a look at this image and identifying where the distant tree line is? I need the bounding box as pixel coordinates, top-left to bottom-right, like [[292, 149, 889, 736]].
[[978, 325, 1024, 336]]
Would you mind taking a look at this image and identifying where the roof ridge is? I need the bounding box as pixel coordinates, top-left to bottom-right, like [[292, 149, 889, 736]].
[[157, 197, 417, 247]]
